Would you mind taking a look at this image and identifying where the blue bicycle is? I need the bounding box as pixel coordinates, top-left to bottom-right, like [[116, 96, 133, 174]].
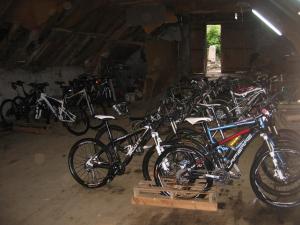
[[154, 109, 300, 208]]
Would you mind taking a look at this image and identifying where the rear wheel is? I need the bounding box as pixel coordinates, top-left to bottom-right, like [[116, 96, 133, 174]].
[[89, 104, 107, 129], [214, 105, 232, 125], [0, 99, 16, 125], [64, 107, 89, 135], [68, 138, 113, 188]]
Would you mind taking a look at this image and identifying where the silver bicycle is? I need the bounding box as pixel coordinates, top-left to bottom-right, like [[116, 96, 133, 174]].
[[33, 92, 89, 135]]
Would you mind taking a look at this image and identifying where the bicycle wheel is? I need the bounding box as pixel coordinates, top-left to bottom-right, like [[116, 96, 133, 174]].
[[142, 137, 206, 181], [214, 105, 232, 125], [154, 146, 213, 198], [250, 149, 300, 208], [0, 99, 17, 125], [13, 96, 27, 122], [95, 125, 133, 165], [165, 127, 206, 144], [89, 104, 107, 129], [68, 138, 113, 188], [64, 107, 89, 135]]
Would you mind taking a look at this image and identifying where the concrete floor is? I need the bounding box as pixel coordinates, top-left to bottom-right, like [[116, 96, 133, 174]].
[[0, 121, 299, 225]]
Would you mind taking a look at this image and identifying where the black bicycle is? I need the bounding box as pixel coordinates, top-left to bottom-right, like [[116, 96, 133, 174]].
[[67, 110, 204, 188], [0, 81, 48, 125]]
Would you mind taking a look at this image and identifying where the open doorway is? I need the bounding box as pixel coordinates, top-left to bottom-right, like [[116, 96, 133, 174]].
[[206, 24, 222, 75]]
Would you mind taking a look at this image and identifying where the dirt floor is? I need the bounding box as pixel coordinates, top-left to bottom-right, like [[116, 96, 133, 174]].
[[0, 118, 299, 225]]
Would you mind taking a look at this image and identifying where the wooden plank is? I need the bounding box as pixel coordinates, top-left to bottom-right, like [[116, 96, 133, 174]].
[[132, 196, 218, 212], [132, 180, 218, 211]]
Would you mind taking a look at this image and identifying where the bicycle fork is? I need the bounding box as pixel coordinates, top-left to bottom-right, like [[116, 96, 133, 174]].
[[152, 131, 170, 171], [260, 133, 287, 182]]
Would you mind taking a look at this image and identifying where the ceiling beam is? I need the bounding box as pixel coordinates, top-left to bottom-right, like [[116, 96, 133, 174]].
[[52, 27, 144, 46]]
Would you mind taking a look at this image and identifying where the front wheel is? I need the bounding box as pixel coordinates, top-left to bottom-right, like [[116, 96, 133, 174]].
[[64, 107, 89, 135], [68, 138, 113, 188], [142, 138, 207, 181], [154, 146, 213, 198], [250, 149, 300, 208]]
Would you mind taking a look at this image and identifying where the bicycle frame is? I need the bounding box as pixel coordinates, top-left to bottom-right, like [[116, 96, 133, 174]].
[[36, 93, 76, 123], [229, 88, 266, 116], [65, 89, 95, 116], [203, 116, 269, 170], [101, 120, 164, 167]]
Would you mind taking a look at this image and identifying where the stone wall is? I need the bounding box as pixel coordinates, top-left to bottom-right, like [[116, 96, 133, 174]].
[[0, 66, 84, 105]]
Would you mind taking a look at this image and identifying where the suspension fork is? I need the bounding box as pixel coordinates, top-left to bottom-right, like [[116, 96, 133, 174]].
[[260, 133, 286, 181], [152, 131, 164, 155]]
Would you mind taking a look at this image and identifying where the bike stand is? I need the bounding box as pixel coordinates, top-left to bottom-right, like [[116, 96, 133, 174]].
[[132, 180, 218, 211], [13, 122, 51, 134]]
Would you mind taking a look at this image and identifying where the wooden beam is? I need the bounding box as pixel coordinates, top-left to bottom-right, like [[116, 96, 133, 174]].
[[52, 28, 144, 46]]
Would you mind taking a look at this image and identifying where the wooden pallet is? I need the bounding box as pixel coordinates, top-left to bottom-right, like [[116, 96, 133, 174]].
[[132, 180, 218, 211]]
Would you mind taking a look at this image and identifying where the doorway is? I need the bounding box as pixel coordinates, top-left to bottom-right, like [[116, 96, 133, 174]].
[[206, 24, 222, 75]]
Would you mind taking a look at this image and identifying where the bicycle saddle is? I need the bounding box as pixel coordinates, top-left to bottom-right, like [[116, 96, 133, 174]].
[[185, 117, 213, 125], [94, 115, 115, 120]]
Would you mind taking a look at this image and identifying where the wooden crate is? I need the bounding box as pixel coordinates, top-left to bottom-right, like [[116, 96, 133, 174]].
[[132, 180, 218, 211]]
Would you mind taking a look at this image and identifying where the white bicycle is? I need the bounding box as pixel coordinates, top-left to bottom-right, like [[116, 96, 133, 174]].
[[33, 92, 89, 135]]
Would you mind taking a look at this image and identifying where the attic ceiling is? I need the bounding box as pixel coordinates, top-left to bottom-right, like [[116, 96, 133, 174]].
[[0, 0, 299, 70]]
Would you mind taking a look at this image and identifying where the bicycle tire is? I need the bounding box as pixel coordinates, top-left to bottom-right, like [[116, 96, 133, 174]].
[[64, 107, 89, 135], [88, 103, 107, 129], [250, 149, 300, 208], [0, 99, 16, 125], [154, 145, 213, 198], [68, 138, 113, 188], [142, 137, 206, 181]]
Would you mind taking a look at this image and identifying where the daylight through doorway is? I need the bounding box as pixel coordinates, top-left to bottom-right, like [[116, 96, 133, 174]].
[[206, 24, 221, 75]]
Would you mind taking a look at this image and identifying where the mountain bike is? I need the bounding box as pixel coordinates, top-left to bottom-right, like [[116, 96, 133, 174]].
[[32, 92, 89, 135], [67, 111, 203, 188], [68, 113, 164, 187], [55, 81, 105, 129], [153, 109, 300, 208]]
